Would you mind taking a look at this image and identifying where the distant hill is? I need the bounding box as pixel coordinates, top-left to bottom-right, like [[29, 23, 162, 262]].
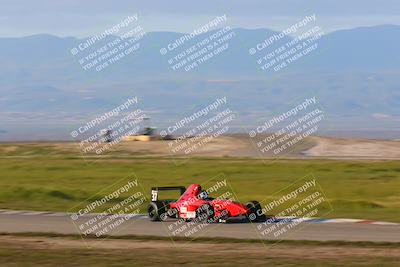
[[0, 25, 399, 82], [0, 25, 399, 140]]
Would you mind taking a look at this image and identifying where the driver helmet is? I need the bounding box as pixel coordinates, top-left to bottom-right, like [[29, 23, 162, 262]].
[[198, 190, 208, 200]]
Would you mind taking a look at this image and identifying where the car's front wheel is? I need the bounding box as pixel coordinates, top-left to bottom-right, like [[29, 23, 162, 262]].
[[246, 200, 266, 222]]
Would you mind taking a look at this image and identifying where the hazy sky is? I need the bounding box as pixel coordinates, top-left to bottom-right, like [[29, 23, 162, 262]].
[[1, 0, 400, 37]]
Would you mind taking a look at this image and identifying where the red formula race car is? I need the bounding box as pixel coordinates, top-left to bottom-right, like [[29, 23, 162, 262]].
[[147, 184, 266, 223]]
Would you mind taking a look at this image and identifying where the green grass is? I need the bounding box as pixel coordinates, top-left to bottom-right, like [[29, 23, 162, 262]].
[[0, 143, 399, 222]]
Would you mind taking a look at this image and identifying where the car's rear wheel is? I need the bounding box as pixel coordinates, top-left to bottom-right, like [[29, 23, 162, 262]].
[[246, 200, 266, 222], [196, 204, 214, 223], [147, 202, 167, 221]]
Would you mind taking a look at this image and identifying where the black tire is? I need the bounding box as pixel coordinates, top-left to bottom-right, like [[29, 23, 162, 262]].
[[196, 204, 215, 223], [147, 202, 167, 221], [246, 200, 266, 222]]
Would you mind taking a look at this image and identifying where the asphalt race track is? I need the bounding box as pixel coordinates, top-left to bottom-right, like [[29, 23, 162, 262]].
[[1, 211, 399, 242]]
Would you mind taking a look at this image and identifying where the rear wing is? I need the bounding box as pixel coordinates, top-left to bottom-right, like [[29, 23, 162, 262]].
[[150, 186, 186, 202]]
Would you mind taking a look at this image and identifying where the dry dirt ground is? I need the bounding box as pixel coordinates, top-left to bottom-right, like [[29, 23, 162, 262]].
[[2, 134, 400, 159], [305, 136, 400, 159], [0, 235, 399, 266], [117, 134, 400, 159]]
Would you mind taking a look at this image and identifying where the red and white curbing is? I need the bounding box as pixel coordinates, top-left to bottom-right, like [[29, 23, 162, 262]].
[[283, 217, 400, 225], [321, 218, 400, 225], [0, 209, 399, 225]]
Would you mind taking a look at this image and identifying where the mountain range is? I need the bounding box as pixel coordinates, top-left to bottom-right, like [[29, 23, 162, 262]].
[[0, 25, 399, 140]]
